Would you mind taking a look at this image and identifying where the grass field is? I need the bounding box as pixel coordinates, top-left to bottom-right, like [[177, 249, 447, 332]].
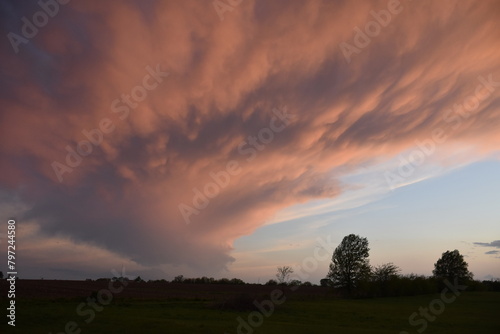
[[4, 290, 500, 333]]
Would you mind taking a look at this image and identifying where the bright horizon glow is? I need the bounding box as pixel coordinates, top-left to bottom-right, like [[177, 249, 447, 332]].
[[230, 160, 500, 283]]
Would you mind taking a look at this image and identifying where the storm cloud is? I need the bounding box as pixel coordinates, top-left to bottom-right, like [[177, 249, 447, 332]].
[[1, 0, 499, 277]]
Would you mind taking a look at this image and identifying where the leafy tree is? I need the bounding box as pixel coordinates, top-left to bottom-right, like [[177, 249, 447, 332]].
[[276, 266, 294, 285], [326, 234, 371, 293], [320, 278, 331, 287], [433, 250, 473, 282], [96, 277, 111, 282], [230, 278, 245, 285], [370, 263, 401, 297], [264, 279, 278, 286], [372, 263, 401, 282], [173, 275, 184, 283]]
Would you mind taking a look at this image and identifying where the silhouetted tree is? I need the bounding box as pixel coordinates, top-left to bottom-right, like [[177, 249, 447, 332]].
[[372, 263, 400, 282], [370, 263, 401, 297], [433, 250, 473, 283], [96, 278, 111, 282], [320, 278, 331, 287], [230, 278, 245, 285], [326, 234, 371, 294], [265, 279, 278, 285], [173, 275, 184, 283], [276, 266, 294, 285]]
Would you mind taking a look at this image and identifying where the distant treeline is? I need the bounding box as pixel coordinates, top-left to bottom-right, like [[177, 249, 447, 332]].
[[87, 274, 500, 297], [323, 274, 500, 298], [81, 232, 500, 299]]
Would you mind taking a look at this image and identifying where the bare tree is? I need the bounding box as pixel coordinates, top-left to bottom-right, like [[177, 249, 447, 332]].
[[276, 266, 294, 285]]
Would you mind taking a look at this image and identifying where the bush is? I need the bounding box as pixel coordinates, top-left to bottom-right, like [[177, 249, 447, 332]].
[[482, 279, 500, 291], [349, 274, 439, 298], [265, 279, 278, 286]]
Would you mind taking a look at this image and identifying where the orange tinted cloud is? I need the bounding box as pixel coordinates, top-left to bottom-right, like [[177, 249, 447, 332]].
[[0, 0, 499, 274]]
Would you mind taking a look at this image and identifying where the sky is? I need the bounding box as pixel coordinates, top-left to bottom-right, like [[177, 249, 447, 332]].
[[0, 0, 499, 283]]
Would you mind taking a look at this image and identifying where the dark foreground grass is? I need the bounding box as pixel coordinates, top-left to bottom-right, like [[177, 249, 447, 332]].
[[4, 292, 499, 333]]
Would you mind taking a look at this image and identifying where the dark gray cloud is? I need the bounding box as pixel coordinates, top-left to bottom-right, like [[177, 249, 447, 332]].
[[475, 240, 500, 249]]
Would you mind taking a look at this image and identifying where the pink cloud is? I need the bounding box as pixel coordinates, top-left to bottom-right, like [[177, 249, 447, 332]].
[[0, 0, 499, 275]]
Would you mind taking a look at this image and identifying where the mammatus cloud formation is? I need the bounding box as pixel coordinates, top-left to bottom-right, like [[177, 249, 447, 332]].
[[1, 0, 499, 277]]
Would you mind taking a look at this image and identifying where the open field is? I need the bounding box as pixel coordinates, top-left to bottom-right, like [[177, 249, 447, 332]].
[[1, 280, 499, 333]]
